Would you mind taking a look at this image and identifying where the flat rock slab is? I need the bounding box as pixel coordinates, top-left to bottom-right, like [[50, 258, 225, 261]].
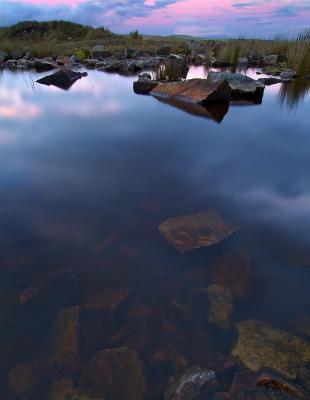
[[208, 72, 265, 102], [150, 78, 231, 105], [232, 319, 310, 380], [37, 69, 87, 90], [159, 209, 239, 254]]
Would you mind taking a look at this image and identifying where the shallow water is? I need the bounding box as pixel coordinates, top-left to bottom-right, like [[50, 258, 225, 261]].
[[0, 66, 310, 398]]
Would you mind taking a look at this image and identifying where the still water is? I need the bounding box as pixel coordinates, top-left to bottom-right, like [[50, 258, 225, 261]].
[[0, 66, 310, 399]]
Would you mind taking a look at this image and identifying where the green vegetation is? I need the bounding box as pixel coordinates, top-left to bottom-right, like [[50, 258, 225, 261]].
[[154, 59, 185, 82]]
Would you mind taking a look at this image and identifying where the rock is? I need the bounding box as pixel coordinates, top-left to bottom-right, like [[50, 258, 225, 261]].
[[164, 366, 218, 400], [138, 72, 152, 79], [210, 249, 252, 299], [158, 209, 238, 254], [81, 347, 146, 400], [229, 369, 305, 399], [8, 364, 37, 395], [16, 59, 35, 68], [34, 60, 57, 72], [37, 69, 88, 90], [48, 378, 75, 400], [192, 54, 205, 65], [238, 57, 249, 66], [83, 287, 130, 311], [90, 45, 112, 59], [126, 300, 153, 332], [133, 78, 159, 95], [38, 306, 80, 378], [208, 72, 265, 102], [232, 319, 310, 379], [279, 70, 297, 80], [211, 60, 233, 68], [262, 66, 283, 76], [263, 54, 287, 65], [11, 48, 24, 59], [19, 266, 78, 305], [5, 59, 18, 68], [0, 50, 8, 62], [84, 58, 99, 67], [151, 78, 231, 105], [72, 389, 105, 400], [258, 77, 288, 85], [206, 284, 234, 330], [70, 54, 80, 63], [124, 48, 135, 58], [158, 45, 171, 56], [297, 367, 310, 393]]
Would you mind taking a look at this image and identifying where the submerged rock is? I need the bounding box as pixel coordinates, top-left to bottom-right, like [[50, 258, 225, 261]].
[[8, 364, 37, 395], [81, 347, 146, 400], [83, 287, 130, 311], [38, 306, 80, 378], [37, 69, 88, 90], [210, 248, 252, 299], [133, 77, 159, 95], [208, 72, 265, 102], [229, 369, 305, 399], [232, 320, 310, 379], [48, 378, 75, 400], [164, 366, 218, 400], [159, 209, 239, 254], [34, 60, 57, 72], [151, 78, 231, 105], [206, 284, 234, 330]]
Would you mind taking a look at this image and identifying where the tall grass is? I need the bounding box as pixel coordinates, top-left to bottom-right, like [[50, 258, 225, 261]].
[[153, 59, 185, 81]]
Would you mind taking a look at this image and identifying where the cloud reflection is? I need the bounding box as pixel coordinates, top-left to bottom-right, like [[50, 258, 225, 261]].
[[0, 86, 40, 119]]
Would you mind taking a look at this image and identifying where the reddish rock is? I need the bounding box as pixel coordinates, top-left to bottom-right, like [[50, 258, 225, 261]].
[[229, 369, 305, 399], [151, 78, 231, 105], [81, 347, 147, 400], [159, 210, 239, 254], [8, 364, 37, 395], [210, 249, 252, 299]]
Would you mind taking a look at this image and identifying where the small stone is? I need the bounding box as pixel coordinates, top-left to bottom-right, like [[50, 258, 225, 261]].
[[206, 284, 234, 330], [8, 364, 37, 395], [164, 366, 218, 400]]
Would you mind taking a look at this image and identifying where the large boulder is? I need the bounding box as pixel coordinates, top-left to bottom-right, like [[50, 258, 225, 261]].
[[231, 320, 310, 379], [158, 209, 238, 254], [208, 72, 265, 102], [151, 78, 231, 105], [35, 60, 57, 72], [164, 366, 218, 400], [133, 77, 159, 95], [81, 347, 146, 400], [37, 69, 88, 90]]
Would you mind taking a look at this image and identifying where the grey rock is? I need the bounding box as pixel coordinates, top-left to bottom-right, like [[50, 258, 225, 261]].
[[208, 72, 265, 102], [133, 78, 159, 95], [258, 77, 288, 85], [0, 50, 8, 62], [34, 60, 57, 72], [84, 58, 99, 67], [238, 57, 249, 66], [37, 69, 88, 90], [279, 70, 297, 80], [164, 366, 218, 400]]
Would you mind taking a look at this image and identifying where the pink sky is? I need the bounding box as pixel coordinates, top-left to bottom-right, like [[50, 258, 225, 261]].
[[3, 0, 310, 37]]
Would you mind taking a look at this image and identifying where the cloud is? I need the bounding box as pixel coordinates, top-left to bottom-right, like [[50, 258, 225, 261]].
[[1, 0, 310, 36]]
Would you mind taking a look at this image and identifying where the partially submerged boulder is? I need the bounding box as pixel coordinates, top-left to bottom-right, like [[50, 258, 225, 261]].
[[258, 77, 288, 85], [159, 209, 238, 254], [81, 347, 146, 400], [37, 69, 88, 90], [279, 70, 297, 80], [151, 78, 231, 105], [208, 72, 265, 102], [83, 287, 130, 311], [133, 77, 159, 95], [232, 320, 310, 379], [164, 366, 218, 400]]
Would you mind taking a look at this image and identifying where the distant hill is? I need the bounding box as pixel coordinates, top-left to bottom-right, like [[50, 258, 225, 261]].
[[0, 20, 115, 41]]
